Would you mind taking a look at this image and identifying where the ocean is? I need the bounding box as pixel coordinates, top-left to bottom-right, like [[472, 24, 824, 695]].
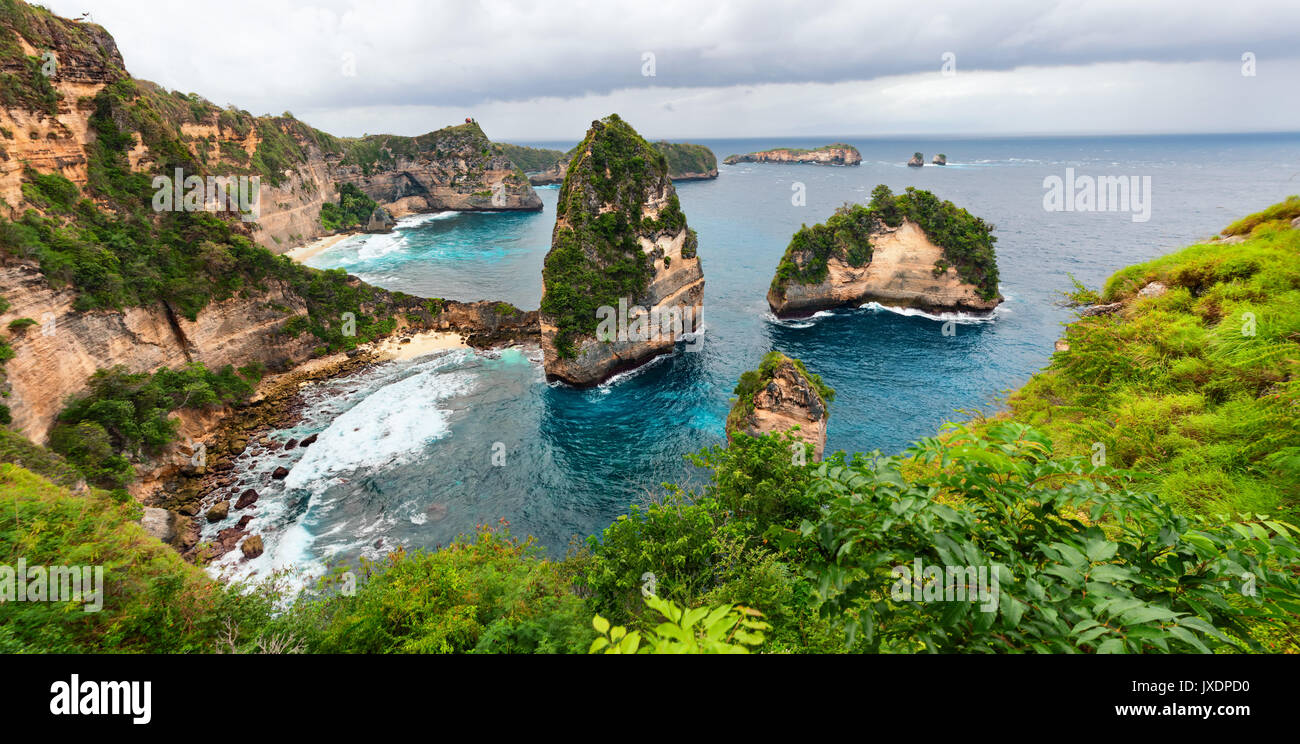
[[203, 132, 1300, 583]]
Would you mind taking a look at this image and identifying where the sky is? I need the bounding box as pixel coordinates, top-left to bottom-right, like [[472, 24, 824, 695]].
[[43, 0, 1300, 143]]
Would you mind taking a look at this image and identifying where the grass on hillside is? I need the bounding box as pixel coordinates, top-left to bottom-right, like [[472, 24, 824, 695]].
[[988, 202, 1300, 522]]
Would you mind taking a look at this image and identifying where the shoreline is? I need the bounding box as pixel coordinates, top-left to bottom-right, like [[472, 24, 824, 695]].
[[284, 232, 359, 263]]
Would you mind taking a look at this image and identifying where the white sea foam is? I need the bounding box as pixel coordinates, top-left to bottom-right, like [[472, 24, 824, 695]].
[[396, 211, 459, 228], [858, 301, 1004, 324], [284, 352, 473, 491]]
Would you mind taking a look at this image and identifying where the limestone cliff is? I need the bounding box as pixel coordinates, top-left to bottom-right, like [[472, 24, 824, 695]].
[[0, 4, 540, 257], [0, 262, 317, 443], [768, 186, 1002, 317], [539, 115, 704, 386], [0, 3, 542, 444], [726, 352, 831, 461], [723, 144, 861, 166]]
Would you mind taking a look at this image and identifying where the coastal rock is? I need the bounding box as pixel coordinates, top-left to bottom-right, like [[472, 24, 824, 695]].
[[235, 488, 259, 509], [206, 500, 230, 523], [907, 152, 924, 167], [767, 187, 1002, 317], [240, 535, 264, 559], [365, 206, 396, 233], [932, 153, 947, 166], [271, 466, 290, 480], [140, 507, 179, 544], [298, 433, 318, 447], [1079, 302, 1124, 316], [724, 144, 861, 166], [726, 352, 830, 461], [539, 115, 705, 386], [1137, 281, 1168, 299]]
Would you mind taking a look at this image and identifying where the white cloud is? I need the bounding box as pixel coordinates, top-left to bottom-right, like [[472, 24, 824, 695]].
[[43, 0, 1300, 140]]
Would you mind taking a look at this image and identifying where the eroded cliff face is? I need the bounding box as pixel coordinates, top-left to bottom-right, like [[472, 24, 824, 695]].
[[0, 13, 125, 213], [726, 354, 828, 461], [0, 263, 316, 443], [768, 219, 1000, 317], [540, 116, 704, 386], [724, 145, 861, 166]]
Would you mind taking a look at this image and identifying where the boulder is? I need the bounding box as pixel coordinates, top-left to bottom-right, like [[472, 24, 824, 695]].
[[1137, 281, 1168, 299], [299, 433, 318, 447], [206, 500, 230, 523], [140, 507, 178, 544], [240, 535, 264, 559], [271, 466, 290, 480], [235, 488, 259, 509], [365, 206, 396, 233]]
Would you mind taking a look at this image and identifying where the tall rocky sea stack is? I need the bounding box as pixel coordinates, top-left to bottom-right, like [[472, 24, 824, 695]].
[[767, 185, 1003, 317], [726, 352, 832, 461], [540, 115, 705, 386]]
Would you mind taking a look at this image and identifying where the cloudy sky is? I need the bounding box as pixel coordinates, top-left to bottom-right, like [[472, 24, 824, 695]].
[[46, 0, 1300, 143]]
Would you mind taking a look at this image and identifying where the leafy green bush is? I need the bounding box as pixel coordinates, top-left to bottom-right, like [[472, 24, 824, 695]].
[[590, 595, 769, 654], [284, 527, 592, 654], [803, 421, 1300, 652], [49, 363, 260, 489], [319, 182, 377, 231]]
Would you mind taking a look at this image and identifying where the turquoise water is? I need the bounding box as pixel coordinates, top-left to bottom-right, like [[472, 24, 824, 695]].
[[210, 133, 1300, 578]]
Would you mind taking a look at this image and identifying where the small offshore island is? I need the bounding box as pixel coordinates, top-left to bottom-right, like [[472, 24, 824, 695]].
[[724, 143, 862, 166], [768, 185, 1003, 317]]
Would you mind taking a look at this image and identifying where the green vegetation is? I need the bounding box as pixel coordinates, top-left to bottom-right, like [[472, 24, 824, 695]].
[[541, 114, 689, 357], [319, 182, 377, 231], [772, 202, 876, 290], [1221, 194, 1300, 237], [0, 464, 287, 653], [994, 204, 1300, 522], [49, 364, 262, 492], [495, 142, 567, 172], [651, 141, 717, 175], [283, 527, 592, 654], [771, 185, 1000, 301]]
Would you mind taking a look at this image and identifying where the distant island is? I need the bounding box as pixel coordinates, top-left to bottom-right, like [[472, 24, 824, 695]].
[[723, 144, 861, 166], [510, 141, 718, 185]]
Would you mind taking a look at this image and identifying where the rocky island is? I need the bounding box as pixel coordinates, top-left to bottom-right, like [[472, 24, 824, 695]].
[[767, 185, 1002, 317], [726, 352, 832, 460], [724, 144, 861, 166], [539, 115, 705, 386], [520, 141, 718, 185]]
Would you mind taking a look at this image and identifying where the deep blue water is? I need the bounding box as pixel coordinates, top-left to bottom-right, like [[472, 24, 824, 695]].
[[209, 133, 1300, 579]]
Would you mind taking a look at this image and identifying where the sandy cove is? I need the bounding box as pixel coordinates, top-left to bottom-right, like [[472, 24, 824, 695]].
[[284, 232, 358, 263]]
